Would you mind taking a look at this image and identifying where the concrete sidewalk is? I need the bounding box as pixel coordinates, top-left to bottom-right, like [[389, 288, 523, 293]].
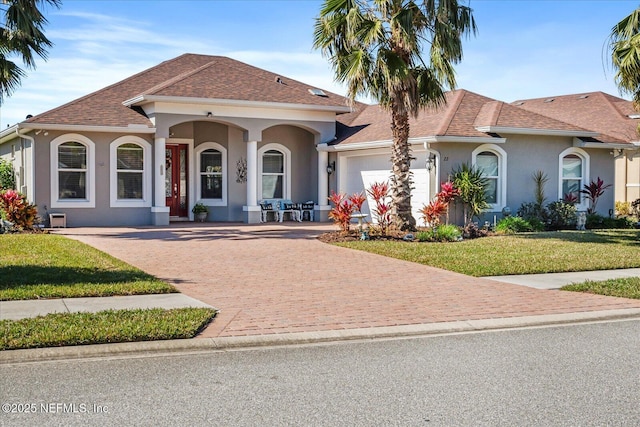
[[487, 268, 640, 290], [0, 293, 214, 321]]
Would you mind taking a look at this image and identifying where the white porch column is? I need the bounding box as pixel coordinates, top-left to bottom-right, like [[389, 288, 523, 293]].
[[152, 137, 169, 225], [318, 150, 329, 204], [247, 140, 258, 206], [243, 140, 261, 223]]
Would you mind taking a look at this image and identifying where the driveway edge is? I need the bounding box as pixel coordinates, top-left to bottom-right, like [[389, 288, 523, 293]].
[[3, 308, 640, 364]]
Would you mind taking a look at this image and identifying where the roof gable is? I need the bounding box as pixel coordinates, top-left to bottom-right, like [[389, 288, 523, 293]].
[[513, 91, 639, 143], [334, 89, 590, 146], [23, 54, 350, 129]]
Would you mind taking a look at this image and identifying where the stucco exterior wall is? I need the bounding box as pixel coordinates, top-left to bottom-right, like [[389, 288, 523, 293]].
[[33, 131, 155, 227], [261, 125, 317, 204]]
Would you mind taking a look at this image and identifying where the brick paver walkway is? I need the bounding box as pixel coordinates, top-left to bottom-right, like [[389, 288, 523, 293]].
[[60, 223, 640, 338]]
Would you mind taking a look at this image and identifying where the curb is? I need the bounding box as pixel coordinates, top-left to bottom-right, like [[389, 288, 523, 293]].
[[3, 308, 640, 364]]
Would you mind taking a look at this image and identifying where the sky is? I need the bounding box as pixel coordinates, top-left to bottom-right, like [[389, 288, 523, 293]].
[[0, 0, 638, 128]]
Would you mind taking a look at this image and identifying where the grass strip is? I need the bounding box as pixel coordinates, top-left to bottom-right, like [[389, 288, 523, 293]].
[[334, 230, 640, 276], [562, 277, 640, 300], [0, 307, 217, 351], [0, 234, 176, 300]]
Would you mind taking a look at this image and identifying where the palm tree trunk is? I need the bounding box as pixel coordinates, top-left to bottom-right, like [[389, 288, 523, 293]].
[[390, 109, 417, 231]]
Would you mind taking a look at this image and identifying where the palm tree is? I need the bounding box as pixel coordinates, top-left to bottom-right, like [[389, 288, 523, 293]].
[[314, 0, 476, 231], [0, 0, 61, 104], [608, 7, 640, 108]]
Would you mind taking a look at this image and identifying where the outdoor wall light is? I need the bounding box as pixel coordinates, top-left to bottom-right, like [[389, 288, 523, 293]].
[[426, 153, 436, 172], [326, 161, 336, 175], [206, 112, 213, 117]]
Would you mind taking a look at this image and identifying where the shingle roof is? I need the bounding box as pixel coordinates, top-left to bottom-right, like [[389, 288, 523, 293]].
[[24, 54, 351, 128], [334, 89, 590, 145], [512, 91, 639, 144]]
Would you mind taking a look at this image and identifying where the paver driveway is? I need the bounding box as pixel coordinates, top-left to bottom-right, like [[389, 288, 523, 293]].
[[60, 223, 640, 338]]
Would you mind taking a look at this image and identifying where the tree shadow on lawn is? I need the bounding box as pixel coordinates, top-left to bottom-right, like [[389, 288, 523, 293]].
[[0, 265, 158, 289], [514, 230, 640, 246]]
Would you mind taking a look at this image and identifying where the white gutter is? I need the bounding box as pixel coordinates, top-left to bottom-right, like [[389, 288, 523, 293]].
[[123, 94, 353, 114], [475, 126, 598, 138], [16, 128, 35, 203], [424, 136, 507, 144], [318, 134, 507, 152], [17, 123, 156, 134], [572, 138, 635, 150]]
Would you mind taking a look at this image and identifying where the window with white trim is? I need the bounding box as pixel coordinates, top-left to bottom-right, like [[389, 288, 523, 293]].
[[257, 143, 291, 201], [262, 149, 284, 199], [472, 144, 507, 211], [559, 148, 589, 209], [109, 136, 152, 208], [58, 142, 87, 200], [196, 142, 227, 206], [50, 134, 95, 208], [476, 151, 499, 204]]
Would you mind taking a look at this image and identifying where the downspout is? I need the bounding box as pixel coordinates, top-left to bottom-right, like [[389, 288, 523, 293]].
[[16, 128, 35, 203]]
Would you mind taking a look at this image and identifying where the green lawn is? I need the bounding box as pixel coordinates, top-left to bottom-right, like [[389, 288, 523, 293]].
[[562, 277, 640, 299], [1, 308, 217, 350], [0, 234, 176, 300], [335, 230, 640, 277]]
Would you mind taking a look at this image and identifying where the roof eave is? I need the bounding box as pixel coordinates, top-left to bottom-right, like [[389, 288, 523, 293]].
[[321, 135, 506, 152], [475, 126, 598, 138], [572, 138, 636, 150], [123, 95, 353, 114], [13, 122, 156, 135]]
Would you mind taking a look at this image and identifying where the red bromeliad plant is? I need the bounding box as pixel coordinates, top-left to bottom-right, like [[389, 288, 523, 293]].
[[367, 181, 392, 235], [436, 181, 459, 224], [580, 177, 612, 214], [420, 198, 447, 227], [420, 181, 459, 227], [0, 189, 38, 230], [328, 191, 362, 233]]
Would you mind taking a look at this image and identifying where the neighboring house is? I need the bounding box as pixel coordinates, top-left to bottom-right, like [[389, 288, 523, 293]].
[[330, 89, 630, 225], [0, 53, 632, 227], [512, 92, 640, 204]]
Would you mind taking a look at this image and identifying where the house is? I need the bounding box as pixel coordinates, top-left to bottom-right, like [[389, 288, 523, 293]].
[[0, 54, 352, 226], [0, 53, 633, 227], [512, 92, 640, 204], [329, 90, 632, 224]]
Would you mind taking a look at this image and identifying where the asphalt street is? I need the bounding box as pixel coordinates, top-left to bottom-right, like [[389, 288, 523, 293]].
[[1, 320, 639, 426]]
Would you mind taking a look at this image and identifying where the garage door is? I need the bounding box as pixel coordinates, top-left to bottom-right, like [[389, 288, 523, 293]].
[[344, 153, 433, 226]]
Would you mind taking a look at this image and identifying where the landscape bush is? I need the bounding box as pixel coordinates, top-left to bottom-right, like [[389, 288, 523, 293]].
[[0, 189, 38, 230], [546, 201, 577, 230], [416, 224, 461, 242], [495, 216, 534, 234]]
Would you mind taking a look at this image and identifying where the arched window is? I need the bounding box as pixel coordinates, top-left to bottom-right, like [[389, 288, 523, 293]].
[[50, 134, 95, 208], [195, 142, 227, 206], [258, 143, 291, 200], [110, 136, 152, 207], [262, 150, 284, 199], [559, 147, 589, 209], [472, 144, 507, 211]]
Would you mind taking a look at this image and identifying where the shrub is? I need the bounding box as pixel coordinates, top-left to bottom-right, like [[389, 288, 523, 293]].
[[0, 159, 15, 190], [462, 222, 491, 239], [586, 214, 635, 229], [328, 191, 360, 233], [0, 189, 38, 230], [580, 177, 612, 214], [546, 200, 577, 230], [417, 224, 462, 242], [366, 182, 392, 235], [451, 163, 489, 225], [517, 202, 548, 224], [495, 216, 534, 234], [615, 201, 632, 217]]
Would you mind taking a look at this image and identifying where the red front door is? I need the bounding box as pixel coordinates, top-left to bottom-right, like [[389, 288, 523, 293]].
[[165, 144, 188, 217]]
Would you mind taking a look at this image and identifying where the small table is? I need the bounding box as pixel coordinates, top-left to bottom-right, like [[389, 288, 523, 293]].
[[351, 213, 368, 230]]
